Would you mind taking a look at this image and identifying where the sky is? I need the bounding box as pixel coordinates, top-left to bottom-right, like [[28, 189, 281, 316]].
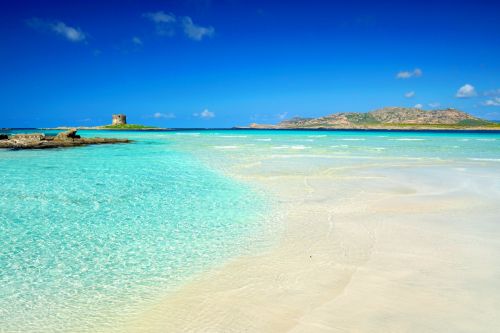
[[1, 0, 499, 128]]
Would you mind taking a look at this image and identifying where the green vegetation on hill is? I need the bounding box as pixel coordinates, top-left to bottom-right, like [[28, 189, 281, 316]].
[[379, 122, 500, 129], [344, 113, 379, 125], [102, 124, 158, 129], [456, 119, 492, 126]]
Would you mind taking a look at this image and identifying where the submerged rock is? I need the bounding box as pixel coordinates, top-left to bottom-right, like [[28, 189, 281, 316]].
[[0, 134, 8, 140], [0, 130, 130, 150]]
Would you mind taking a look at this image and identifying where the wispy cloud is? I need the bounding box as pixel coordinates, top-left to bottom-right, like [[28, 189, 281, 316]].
[[277, 112, 288, 120], [132, 36, 143, 45], [142, 11, 214, 41], [27, 18, 87, 42], [153, 112, 175, 119], [396, 68, 422, 79], [193, 109, 215, 119], [143, 11, 176, 23], [182, 16, 214, 40], [414, 103, 423, 109], [484, 88, 500, 96], [143, 11, 176, 36], [456, 84, 477, 98], [483, 97, 500, 106], [404, 91, 415, 98], [428, 102, 441, 108]]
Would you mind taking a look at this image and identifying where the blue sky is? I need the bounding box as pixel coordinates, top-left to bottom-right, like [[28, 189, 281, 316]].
[[1, 0, 499, 128]]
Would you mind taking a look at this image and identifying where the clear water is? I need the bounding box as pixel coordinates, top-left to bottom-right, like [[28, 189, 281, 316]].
[[1, 129, 500, 332], [0, 131, 275, 332]]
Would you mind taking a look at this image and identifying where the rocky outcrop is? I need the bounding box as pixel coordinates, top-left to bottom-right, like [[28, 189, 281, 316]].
[[54, 128, 80, 140], [0, 130, 130, 150]]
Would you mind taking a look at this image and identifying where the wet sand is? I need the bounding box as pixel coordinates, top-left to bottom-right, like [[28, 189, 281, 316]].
[[125, 158, 500, 332]]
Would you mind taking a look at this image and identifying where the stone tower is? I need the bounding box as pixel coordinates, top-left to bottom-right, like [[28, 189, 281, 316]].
[[112, 114, 127, 125]]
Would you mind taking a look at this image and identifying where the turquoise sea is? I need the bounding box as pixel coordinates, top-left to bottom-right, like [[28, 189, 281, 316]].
[[1, 129, 500, 332]]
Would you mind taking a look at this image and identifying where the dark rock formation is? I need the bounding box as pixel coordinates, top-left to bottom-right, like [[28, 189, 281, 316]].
[[0, 130, 130, 150], [54, 128, 80, 140], [0, 134, 8, 140]]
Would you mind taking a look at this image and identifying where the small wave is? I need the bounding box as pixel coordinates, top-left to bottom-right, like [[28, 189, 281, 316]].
[[468, 158, 500, 162], [308, 135, 326, 138], [218, 135, 248, 138], [392, 138, 425, 141], [214, 146, 239, 149], [476, 138, 496, 141], [339, 138, 365, 141], [175, 133, 200, 136], [271, 145, 310, 150], [255, 138, 272, 141], [331, 145, 349, 148]]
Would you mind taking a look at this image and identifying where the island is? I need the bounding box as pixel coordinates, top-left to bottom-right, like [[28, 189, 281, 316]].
[[244, 107, 500, 131], [42, 114, 167, 131], [0, 129, 130, 150]]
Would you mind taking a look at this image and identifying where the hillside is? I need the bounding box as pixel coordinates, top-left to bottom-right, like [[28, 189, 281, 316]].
[[249, 107, 498, 130]]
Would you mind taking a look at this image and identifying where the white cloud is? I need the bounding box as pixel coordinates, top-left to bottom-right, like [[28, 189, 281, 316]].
[[182, 16, 214, 41], [428, 102, 441, 108], [456, 84, 477, 98], [277, 112, 288, 120], [132, 36, 143, 45], [153, 112, 175, 119], [396, 68, 423, 79], [142, 12, 214, 41], [193, 109, 215, 119], [483, 97, 500, 106], [52, 22, 86, 42], [143, 11, 176, 23], [27, 18, 87, 42], [143, 11, 176, 36], [414, 104, 423, 109], [404, 91, 415, 98]]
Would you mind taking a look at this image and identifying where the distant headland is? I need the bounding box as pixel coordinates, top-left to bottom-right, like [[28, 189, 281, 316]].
[[42, 114, 166, 131], [244, 107, 500, 131]]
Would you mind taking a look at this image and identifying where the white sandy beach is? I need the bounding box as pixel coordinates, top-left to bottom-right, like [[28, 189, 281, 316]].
[[122, 154, 500, 332]]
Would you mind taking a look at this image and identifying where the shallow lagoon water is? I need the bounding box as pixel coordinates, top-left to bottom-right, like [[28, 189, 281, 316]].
[[1, 129, 500, 332], [0, 131, 275, 332]]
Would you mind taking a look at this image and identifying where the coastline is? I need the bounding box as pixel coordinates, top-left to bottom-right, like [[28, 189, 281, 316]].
[[2, 127, 500, 133], [123, 154, 500, 332], [38, 126, 169, 131], [237, 125, 500, 132]]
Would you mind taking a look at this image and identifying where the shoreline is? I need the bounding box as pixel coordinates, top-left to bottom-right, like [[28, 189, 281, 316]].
[[3, 127, 500, 133], [236, 126, 500, 132], [38, 127, 169, 131], [121, 157, 500, 332]]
